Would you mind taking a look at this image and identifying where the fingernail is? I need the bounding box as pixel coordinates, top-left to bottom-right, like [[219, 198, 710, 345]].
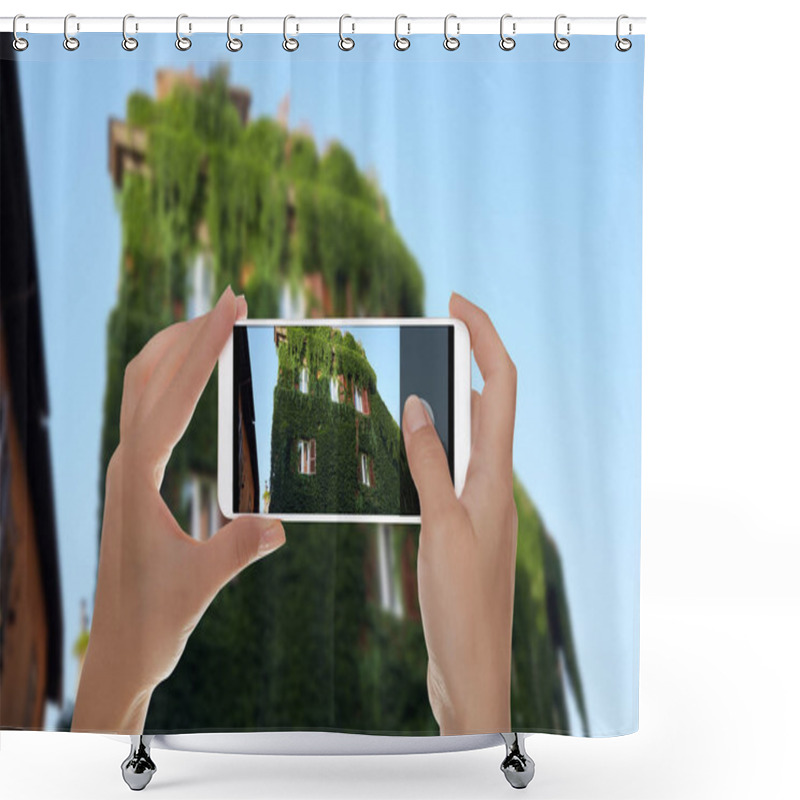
[[217, 285, 234, 310], [235, 294, 248, 321], [404, 394, 430, 434]]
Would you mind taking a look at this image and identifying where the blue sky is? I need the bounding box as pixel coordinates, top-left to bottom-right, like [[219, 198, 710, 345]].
[[17, 32, 643, 735], [247, 325, 400, 512]]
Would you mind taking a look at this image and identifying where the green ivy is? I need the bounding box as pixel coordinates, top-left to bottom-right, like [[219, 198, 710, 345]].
[[268, 355, 417, 516], [278, 326, 377, 393]]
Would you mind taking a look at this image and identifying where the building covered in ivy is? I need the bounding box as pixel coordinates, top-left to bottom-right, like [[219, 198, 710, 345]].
[[265, 325, 415, 516], [99, 67, 589, 736]]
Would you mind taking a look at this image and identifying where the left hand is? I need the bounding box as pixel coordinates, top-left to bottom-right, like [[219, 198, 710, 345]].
[[72, 287, 286, 733]]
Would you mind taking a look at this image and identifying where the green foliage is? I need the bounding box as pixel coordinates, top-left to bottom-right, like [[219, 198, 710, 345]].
[[511, 477, 589, 735], [114, 67, 421, 322], [146, 525, 435, 734], [268, 328, 416, 515], [287, 132, 319, 182], [126, 92, 156, 128], [278, 326, 376, 393]]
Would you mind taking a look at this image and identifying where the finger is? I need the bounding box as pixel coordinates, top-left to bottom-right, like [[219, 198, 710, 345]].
[[139, 294, 247, 425], [450, 293, 517, 474], [119, 292, 245, 440], [470, 389, 482, 447], [138, 287, 238, 462], [402, 395, 459, 522], [120, 319, 200, 440], [199, 517, 285, 598]]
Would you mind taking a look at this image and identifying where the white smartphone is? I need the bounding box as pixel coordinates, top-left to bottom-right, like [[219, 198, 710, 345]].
[[218, 318, 471, 523]]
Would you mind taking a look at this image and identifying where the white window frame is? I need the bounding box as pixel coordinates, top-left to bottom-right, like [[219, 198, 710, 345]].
[[185, 474, 220, 542], [354, 384, 364, 413], [330, 377, 339, 403], [299, 366, 309, 395], [376, 524, 403, 618], [298, 439, 316, 475], [187, 251, 214, 319]]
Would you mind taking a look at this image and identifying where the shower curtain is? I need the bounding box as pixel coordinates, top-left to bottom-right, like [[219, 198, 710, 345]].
[[0, 29, 643, 738]]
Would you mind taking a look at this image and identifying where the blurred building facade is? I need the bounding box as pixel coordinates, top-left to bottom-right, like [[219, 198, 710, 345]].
[[0, 50, 63, 729]]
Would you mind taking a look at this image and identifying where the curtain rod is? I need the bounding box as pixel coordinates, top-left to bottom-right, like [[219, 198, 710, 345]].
[[1, 16, 646, 36]]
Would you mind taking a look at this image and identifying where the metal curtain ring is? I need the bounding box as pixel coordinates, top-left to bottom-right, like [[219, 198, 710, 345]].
[[553, 14, 570, 51], [443, 14, 460, 51], [394, 14, 410, 51], [176, 13, 192, 51], [616, 14, 632, 51], [227, 15, 243, 51], [122, 14, 138, 51], [12, 14, 29, 51], [339, 14, 355, 51], [63, 13, 80, 51], [283, 15, 299, 51], [499, 14, 516, 51]]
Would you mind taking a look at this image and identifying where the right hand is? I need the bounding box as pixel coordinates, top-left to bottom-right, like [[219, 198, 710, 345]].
[[402, 293, 518, 735]]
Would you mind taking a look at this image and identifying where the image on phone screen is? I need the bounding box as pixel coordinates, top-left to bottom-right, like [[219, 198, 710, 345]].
[[230, 323, 454, 518]]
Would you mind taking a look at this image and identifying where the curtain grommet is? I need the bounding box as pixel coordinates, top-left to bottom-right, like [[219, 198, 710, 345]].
[[553, 15, 570, 51], [499, 14, 516, 51], [339, 14, 355, 51], [12, 15, 29, 51], [63, 13, 80, 51], [122, 14, 138, 51], [283, 15, 299, 52], [444, 14, 460, 51], [615, 15, 632, 51], [226, 15, 243, 52], [176, 14, 192, 51], [394, 15, 410, 51]]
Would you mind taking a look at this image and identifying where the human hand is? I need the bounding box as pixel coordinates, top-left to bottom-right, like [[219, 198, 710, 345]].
[[402, 293, 518, 735], [72, 287, 286, 734]]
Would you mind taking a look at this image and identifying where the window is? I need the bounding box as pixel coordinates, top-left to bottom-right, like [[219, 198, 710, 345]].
[[353, 385, 370, 415], [330, 377, 339, 403], [359, 453, 374, 487], [187, 252, 214, 319], [298, 367, 309, 394], [182, 475, 220, 542], [279, 282, 307, 320], [376, 525, 403, 618], [298, 439, 316, 475]]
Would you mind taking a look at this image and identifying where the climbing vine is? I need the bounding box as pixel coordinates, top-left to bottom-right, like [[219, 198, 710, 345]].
[[116, 67, 422, 323], [277, 326, 377, 393]]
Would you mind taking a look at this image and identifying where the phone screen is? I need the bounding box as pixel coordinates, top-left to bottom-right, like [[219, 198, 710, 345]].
[[232, 323, 454, 517]]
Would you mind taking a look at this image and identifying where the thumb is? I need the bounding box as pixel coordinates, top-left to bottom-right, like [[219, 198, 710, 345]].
[[202, 516, 286, 594], [402, 395, 457, 518]]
